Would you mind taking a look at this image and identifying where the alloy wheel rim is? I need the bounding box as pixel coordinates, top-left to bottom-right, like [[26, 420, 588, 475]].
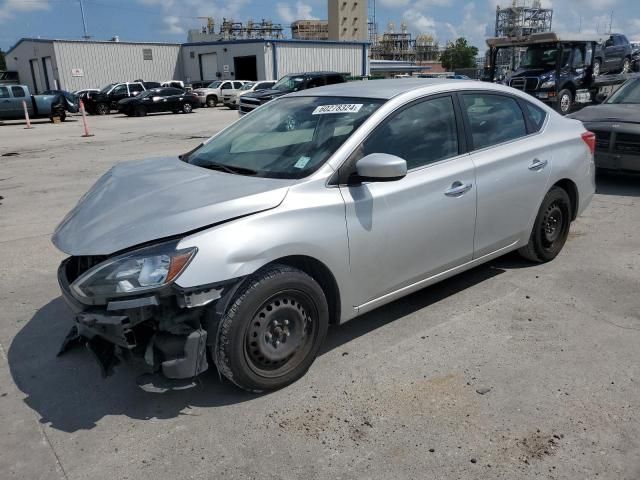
[[561, 94, 571, 112], [244, 290, 316, 378]]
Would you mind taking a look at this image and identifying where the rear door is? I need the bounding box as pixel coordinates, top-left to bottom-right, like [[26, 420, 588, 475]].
[[339, 95, 477, 309], [109, 84, 129, 107], [462, 93, 552, 258]]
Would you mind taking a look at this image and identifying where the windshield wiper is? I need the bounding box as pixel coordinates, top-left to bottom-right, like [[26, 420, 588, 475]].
[[202, 162, 258, 176]]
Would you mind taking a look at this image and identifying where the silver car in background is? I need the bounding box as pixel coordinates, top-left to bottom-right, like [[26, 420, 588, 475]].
[[53, 79, 596, 392]]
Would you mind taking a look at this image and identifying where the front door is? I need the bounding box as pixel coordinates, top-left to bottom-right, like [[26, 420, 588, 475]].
[[460, 93, 552, 257], [339, 95, 477, 309]]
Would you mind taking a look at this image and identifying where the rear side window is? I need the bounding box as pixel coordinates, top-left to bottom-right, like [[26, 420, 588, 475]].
[[522, 101, 547, 132], [306, 76, 326, 89], [11, 86, 26, 97], [129, 84, 144, 95], [462, 94, 527, 150], [0, 86, 9, 98], [362, 96, 459, 170]]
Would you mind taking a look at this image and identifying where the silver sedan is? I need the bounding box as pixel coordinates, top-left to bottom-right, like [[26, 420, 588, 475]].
[[53, 79, 596, 392]]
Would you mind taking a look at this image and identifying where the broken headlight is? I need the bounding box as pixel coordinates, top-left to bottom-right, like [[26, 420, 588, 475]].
[[71, 241, 196, 300]]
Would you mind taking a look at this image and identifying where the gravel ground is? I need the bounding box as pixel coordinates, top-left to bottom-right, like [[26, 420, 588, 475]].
[[0, 108, 639, 480]]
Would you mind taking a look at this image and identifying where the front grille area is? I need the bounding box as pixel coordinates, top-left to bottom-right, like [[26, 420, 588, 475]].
[[65, 255, 108, 283], [509, 77, 539, 91], [591, 130, 611, 151], [614, 133, 640, 155]]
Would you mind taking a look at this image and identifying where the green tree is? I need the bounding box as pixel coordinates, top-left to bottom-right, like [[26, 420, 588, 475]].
[[0, 49, 6, 71], [440, 38, 479, 71]]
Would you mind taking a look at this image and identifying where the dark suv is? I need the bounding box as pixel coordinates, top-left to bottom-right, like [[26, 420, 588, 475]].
[[238, 72, 346, 115], [594, 34, 633, 75], [83, 82, 149, 115]]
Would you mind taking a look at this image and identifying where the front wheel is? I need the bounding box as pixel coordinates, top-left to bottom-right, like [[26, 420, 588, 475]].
[[206, 96, 217, 108], [95, 103, 109, 115], [134, 105, 147, 117], [518, 186, 572, 263], [621, 57, 631, 74], [182, 102, 193, 113], [556, 89, 573, 115], [593, 59, 602, 77], [215, 265, 329, 392]]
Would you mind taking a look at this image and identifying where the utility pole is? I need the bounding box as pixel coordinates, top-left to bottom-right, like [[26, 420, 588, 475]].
[[608, 10, 613, 34], [79, 0, 90, 40]]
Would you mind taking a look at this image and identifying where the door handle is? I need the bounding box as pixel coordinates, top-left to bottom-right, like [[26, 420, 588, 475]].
[[528, 159, 548, 171], [444, 181, 473, 197]]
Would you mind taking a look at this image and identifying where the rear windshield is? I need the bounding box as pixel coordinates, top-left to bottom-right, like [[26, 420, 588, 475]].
[[186, 96, 384, 179]]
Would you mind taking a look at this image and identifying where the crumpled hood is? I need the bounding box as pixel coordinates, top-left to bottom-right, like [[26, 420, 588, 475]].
[[568, 103, 640, 124], [52, 157, 292, 256]]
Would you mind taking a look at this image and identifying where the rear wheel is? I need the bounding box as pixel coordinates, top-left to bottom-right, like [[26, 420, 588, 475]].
[[593, 59, 602, 77], [519, 186, 572, 263], [621, 57, 631, 74], [206, 96, 217, 108], [95, 103, 109, 115], [215, 265, 329, 392], [182, 102, 193, 113], [556, 89, 573, 115]]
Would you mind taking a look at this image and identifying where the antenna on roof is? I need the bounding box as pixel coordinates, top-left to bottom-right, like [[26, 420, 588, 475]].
[[79, 0, 91, 40]]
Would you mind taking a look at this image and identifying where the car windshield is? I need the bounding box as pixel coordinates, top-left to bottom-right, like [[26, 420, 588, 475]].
[[186, 96, 384, 179], [137, 90, 157, 98], [520, 45, 569, 69], [100, 83, 116, 93], [240, 82, 255, 91], [207, 81, 222, 89], [273, 75, 306, 92], [606, 79, 640, 104]]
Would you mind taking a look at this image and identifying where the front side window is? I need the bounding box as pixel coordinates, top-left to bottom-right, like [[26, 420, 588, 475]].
[[462, 94, 527, 150], [220, 82, 232, 90], [11, 86, 26, 97], [111, 85, 127, 95], [129, 84, 144, 95], [359, 96, 459, 170], [186, 96, 384, 179], [0, 86, 9, 98]]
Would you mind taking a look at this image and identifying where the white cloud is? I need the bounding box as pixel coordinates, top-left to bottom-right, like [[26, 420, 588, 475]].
[[276, 1, 318, 24], [136, 0, 250, 36], [380, 0, 452, 7], [0, 0, 49, 23], [403, 9, 436, 33]]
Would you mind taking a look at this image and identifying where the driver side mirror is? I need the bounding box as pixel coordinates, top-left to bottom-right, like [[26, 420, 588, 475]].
[[353, 153, 407, 183]]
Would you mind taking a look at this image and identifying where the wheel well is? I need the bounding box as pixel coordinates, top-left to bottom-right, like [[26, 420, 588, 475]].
[[268, 255, 341, 325], [559, 83, 576, 95], [553, 179, 579, 220], [207, 94, 217, 100]]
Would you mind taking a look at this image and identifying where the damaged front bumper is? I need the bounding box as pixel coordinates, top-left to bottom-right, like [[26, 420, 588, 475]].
[[57, 256, 236, 389]]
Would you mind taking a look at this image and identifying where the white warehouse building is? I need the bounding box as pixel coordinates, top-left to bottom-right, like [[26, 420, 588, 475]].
[[6, 38, 369, 93]]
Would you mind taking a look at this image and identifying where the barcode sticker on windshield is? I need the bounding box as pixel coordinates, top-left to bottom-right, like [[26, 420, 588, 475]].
[[312, 104, 363, 115], [294, 156, 311, 169]]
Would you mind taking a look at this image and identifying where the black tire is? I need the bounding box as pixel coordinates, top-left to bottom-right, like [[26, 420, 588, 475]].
[[206, 96, 217, 108], [134, 105, 147, 117], [182, 102, 193, 113], [215, 265, 329, 392], [95, 103, 109, 115], [593, 59, 602, 77], [172, 110, 179, 114], [518, 186, 572, 263], [621, 57, 631, 74], [556, 89, 573, 115]]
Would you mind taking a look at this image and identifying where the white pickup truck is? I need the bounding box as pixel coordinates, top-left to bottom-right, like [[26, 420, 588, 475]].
[[191, 80, 250, 107], [0, 85, 72, 122]]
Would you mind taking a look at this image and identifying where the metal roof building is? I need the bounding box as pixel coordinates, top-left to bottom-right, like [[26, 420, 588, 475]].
[[6, 37, 369, 93]]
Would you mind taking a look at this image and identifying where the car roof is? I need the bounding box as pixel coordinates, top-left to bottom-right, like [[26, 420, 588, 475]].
[[286, 78, 484, 100]]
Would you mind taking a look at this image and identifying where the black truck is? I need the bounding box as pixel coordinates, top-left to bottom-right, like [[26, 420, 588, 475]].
[[82, 81, 161, 115], [485, 32, 630, 115]]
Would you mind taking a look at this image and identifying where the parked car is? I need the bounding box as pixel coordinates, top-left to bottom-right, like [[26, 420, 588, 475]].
[[222, 80, 276, 109], [192, 80, 250, 107], [594, 33, 633, 76], [189, 80, 215, 90], [161, 80, 185, 89], [568, 77, 640, 172], [117, 87, 199, 116], [42, 89, 79, 112], [53, 79, 595, 392], [239, 72, 346, 115], [83, 82, 147, 115], [74, 88, 100, 98], [0, 84, 70, 122]]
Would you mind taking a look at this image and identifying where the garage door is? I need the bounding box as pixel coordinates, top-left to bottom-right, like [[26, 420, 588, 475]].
[[199, 53, 218, 82]]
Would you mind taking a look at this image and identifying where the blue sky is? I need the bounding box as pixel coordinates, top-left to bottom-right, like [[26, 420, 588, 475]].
[[1, 0, 639, 52]]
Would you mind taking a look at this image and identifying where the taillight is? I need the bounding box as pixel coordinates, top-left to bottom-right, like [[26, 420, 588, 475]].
[[581, 131, 596, 155]]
